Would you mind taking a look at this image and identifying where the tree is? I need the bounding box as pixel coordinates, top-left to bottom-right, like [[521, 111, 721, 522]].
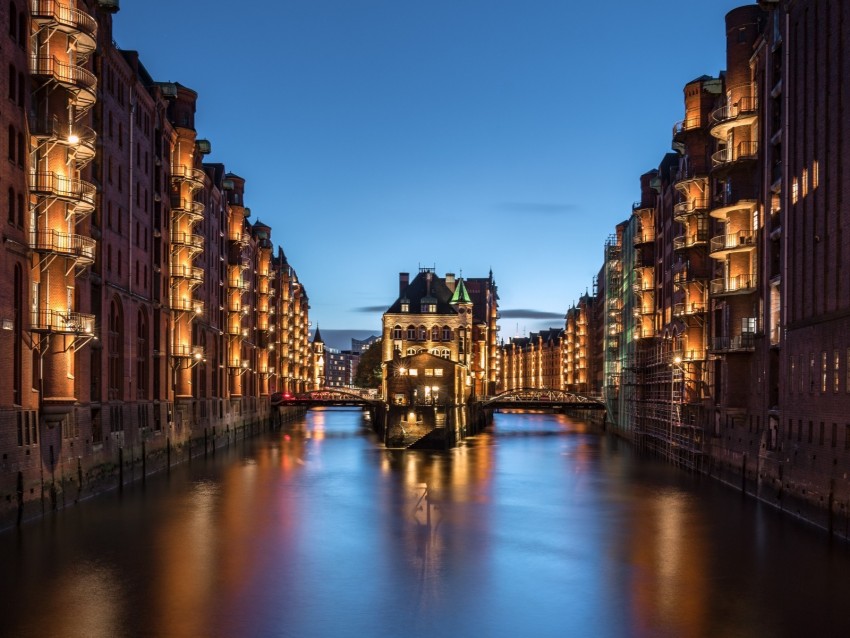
[[353, 342, 382, 389]]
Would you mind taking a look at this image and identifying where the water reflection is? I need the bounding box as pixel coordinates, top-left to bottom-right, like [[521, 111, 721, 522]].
[[1, 409, 850, 637]]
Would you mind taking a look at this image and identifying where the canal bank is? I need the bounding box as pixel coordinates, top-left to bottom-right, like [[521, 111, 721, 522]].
[[0, 404, 304, 531]]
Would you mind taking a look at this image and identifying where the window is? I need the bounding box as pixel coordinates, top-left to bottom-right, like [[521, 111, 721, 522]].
[[821, 351, 827, 393], [418, 326, 427, 340], [832, 423, 837, 448], [407, 326, 416, 339], [435, 369, 443, 377], [442, 326, 451, 340], [17, 71, 23, 107], [7, 187, 14, 223], [9, 2, 16, 38], [408, 369, 417, 376], [16, 131, 23, 165], [790, 357, 796, 394], [835, 350, 840, 393], [8, 124, 15, 161], [424, 369, 433, 376], [809, 353, 815, 392], [137, 310, 148, 399], [392, 325, 402, 340], [808, 421, 813, 444], [431, 326, 440, 341], [8, 63, 14, 101], [16, 192, 22, 226], [107, 244, 112, 271], [108, 298, 124, 401]]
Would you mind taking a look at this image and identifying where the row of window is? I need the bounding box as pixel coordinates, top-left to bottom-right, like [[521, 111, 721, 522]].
[[392, 325, 457, 341], [788, 348, 850, 394], [399, 368, 445, 377]]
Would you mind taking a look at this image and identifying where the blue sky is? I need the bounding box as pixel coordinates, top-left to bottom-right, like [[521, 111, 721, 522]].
[[114, 0, 747, 343]]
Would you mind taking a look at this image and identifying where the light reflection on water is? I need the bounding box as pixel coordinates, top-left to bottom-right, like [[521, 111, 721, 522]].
[[2, 408, 850, 637]]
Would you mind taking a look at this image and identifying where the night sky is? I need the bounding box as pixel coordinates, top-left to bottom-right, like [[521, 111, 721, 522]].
[[114, 0, 748, 343]]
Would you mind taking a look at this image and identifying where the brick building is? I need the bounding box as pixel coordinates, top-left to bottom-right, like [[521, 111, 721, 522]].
[[0, 1, 312, 520]]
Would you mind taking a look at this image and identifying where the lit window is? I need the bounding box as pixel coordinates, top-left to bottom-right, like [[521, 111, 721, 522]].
[[813, 160, 819, 189], [409, 369, 418, 376], [425, 369, 433, 376], [821, 351, 827, 393], [435, 369, 443, 377], [792, 178, 799, 204], [835, 350, 840, 393]]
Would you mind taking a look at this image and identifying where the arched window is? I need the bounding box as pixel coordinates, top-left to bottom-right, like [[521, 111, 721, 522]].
[[136, 309, 148, 400], [406, 347, 418, 356], [406, 325, 416, 340], [442, 326, 451, 341], [108, 297, 124, 401], [431, 326, 439, 341], [392, 325, 402, 340], [440, 349, 451, 359], [418, 325, 427, 341]]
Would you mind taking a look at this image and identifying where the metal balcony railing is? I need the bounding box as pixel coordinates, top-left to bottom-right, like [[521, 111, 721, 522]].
[[673, 198, 709, 221], [673, 231, 708, 252], [171, 198, 205, 221], [30, 118, 97, 167], [228, 229, 250, 245], [709, 230, 755, 256], [30, 228, 95, 263], [29, 171, 96, 212], [30, 1, 97, 54], [673, 301, 707, 317], [712, 141, 759, 168], [171, 264, 204, 285], [30, 55, 96, 106], [711, 334, 755, 353], [633, 229, 655, 246], [30, 308, 94, 334], [172, 165, 206, 190], [171, 297, 204, 314], [228, 278, 250, 291], [170, 230, 204, 252], [672, 117, 701, 138], [710, 95, 758, 127], [172, 344, 205, 359], [710, 273, 757, 296]]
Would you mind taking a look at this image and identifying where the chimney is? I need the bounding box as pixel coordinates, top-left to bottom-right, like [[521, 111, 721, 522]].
[[399, 272, 409, 295], [445, 272, 456, 292]]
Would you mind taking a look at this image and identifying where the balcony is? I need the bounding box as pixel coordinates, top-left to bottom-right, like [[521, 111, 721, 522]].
[[170, 230, 204, 253], [30, 1, 97, 56], [710, 333, 755, 353], [225, 322, 242, 336], [633, 229, 655, 247], [709, 230, 756, 258], [172, 344, 205, 359], [171, 296, 204, 314], [228, 229, 250, 246], [673, 231, 708, 252], [672, 348, 707, 362], [29, 171, 96, 215], [710, 273, 756, 296], [672, 117, 701, 140], [712, 141, 759, 170], [30, 309, 94, 334], [228, 277, 250, 292], [171, 198, 205, 222], [30, 118, 97, 168], [673, 198, 709, 222], [171, 264, 204, 286], [30, 55, 96, 109], [30, 228, 95, 264], [673, 301, 707, 317], [172, 165, 206, 191], [709, 94, 758, 139], [634, 305, 654, 317]]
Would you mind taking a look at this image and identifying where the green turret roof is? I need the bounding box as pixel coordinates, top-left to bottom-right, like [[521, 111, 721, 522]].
[[450, 278, 472, 304]]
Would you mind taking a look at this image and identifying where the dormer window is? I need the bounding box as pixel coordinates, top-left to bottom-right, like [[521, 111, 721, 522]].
[[400, 297, 410, 313], [421, 303, 436, 313]]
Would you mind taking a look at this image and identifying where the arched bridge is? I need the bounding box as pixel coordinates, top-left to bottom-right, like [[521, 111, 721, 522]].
[[272, 389, 382, 408], [480, 388, 606, 411]]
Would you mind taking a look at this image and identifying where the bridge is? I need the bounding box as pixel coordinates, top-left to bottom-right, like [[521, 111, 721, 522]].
[[272, 389, 382, 408], [479, 388, 606, 411]]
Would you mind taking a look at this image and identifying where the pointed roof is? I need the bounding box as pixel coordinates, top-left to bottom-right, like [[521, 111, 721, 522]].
[[312, 324, 323, 344], [450, 278, 471, 304]]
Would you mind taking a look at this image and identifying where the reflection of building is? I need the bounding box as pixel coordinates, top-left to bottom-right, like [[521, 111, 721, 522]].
[[381, 267, 498, 404], [0, 1, 312, 520]]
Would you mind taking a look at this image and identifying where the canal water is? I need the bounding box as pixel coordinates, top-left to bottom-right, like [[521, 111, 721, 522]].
[[2, 409, 850, 638]]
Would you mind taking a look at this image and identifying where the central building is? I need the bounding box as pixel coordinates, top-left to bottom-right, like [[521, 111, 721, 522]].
[[381, 268, 498, 438]]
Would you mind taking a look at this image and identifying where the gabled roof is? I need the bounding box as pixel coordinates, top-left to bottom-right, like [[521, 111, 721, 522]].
[[385, 271, 457, 315]]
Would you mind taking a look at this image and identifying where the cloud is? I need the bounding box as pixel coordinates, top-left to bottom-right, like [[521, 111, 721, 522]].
[[496, 202, 578, 215], [354, 305, 388, 313], [499, 308, 564, 320]]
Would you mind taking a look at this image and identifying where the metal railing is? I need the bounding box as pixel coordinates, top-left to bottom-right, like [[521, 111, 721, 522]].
[[228, 229, 250, 245], [710, 95, 758, 126], [673, 231, 708, 251], [30, 55, 96, 98], [30, 228, 95, 262], [672, 117, 701, 138], [172, 344, 205, 359], [709, 230, 755, 254], [30, 1, 97, 49], [170, 230, 204, 251], [170, 198, 205, 220], [171, 165, 206, 189], [633, 229, 655, 246], [29, 171, 96, 210], [710, 273, 756, 296], [171, 264, 204, 284], [673, 301, 707, 317], [30, 118, 97, 165], [673, 198, 709, 219], [171, 296, 204, 314], [711, 334, 755, 353], [712, 141, 759, 168], [31, 308, 94, 334]]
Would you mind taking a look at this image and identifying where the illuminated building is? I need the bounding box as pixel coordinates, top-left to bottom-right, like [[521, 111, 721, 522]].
[[0, 1, 312, 520], [499, 329, 564, 392]]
